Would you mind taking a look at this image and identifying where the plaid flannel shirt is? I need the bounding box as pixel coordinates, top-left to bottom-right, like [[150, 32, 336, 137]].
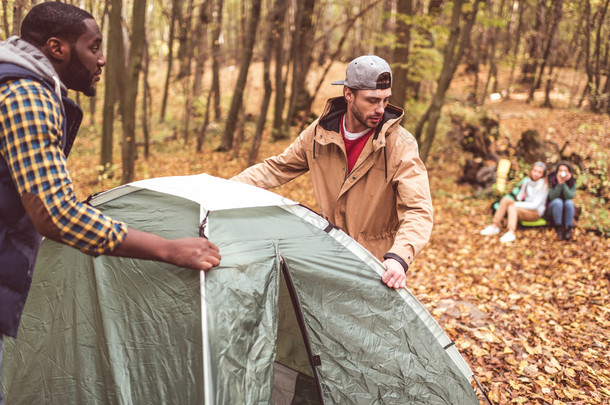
[[0, 78, 127, 256]]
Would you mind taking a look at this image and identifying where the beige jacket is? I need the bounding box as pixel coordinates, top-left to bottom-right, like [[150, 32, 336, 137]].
[[232, 97, 433, 270]]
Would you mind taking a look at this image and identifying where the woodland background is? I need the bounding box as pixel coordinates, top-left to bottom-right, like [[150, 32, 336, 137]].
[[2, 0, 610, 404]]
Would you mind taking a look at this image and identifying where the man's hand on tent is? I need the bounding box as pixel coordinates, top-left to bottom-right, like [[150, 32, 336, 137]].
[[382, 259, 406, 289], [165, 237, 221, 271], [110, 228, 221, 270]]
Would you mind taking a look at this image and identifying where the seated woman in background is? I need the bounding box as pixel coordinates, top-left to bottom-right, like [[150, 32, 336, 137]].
[[546, 161, 577, 241], [480, 162, 549, 243]]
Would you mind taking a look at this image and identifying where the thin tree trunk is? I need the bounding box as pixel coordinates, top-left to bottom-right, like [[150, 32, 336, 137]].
[[415, 0, 481, 162], [178, 0, 196, 143], [1, 1, 9, 37], [603, 43, 610, 114], [542, 67, 554, 108], [470, 29, 482, 103], [271, 0, 288, 141], [196, 87, 214, 152], [523, 0, 546, 87], [285, 0, 316, 129], [590, 0, 610, 112], [297, 0, 383, 133], [284, 1, 304, 134], [159, 0, 179, 123], [231, 106, 245, 160], [193, 0, 211, 98], [11, 0, 24, 36], [177, 0, 195, 79], [101, 0, 127, 170], [504, 0, 524, 100], [593, 0, 610, 92], [142, 40, 151, 159], [391, 0, 413, 109], [503, 0, 519, 56], [181, 77, 192, 143], [211, 0, 224, 121], [121, 0, 147, 184], [248, 3, 276, 166], [581, 0, 594, 109], [481, 0, 503, 106], [528, 0, 563, 103], [219, 0, 263, 151]]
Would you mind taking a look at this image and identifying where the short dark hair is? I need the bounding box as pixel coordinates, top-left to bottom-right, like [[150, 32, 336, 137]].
[[21, 2, 94, 47], [376, 72, 391, 89]]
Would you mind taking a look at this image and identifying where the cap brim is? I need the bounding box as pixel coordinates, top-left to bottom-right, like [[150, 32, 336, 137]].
[[331, 80, 346, 85]]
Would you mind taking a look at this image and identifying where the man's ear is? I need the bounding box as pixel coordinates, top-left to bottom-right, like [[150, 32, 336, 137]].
[[344, 87, 353, 102], [45, 37, 70, 63]]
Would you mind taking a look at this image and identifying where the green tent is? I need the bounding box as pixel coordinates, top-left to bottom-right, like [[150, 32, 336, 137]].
[[2, 174, 481, 404]]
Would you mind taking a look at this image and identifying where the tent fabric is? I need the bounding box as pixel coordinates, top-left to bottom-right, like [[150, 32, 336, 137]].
[[2, 174, 479, 404]]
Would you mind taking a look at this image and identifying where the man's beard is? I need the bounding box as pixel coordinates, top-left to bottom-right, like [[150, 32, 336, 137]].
[[65, 47, 96, 97], [350, 103, 379, 129]]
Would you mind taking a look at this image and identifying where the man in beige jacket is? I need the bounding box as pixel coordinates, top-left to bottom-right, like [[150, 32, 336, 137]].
[[232, 55, 433, 289]]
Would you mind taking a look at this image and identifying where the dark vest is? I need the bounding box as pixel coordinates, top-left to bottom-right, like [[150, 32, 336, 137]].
[[0, 63, 83, 338]]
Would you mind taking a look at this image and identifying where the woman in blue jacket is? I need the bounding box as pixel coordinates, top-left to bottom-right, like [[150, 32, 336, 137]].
[[547, 161, 577, 240]]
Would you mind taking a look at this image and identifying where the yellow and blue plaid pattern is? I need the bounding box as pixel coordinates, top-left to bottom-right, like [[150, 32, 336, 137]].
[[0, 78, 127, 256]]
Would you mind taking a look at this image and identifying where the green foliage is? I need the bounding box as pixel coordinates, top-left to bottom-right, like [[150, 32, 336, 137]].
[[408, 46, 444, 83], [374, 12, 444, 84], [577, 159, 609, 198], [402, 99, 429, 129], [578, 196, 610, 237]]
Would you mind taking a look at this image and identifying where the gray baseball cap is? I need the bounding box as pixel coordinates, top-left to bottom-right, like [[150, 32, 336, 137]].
[[332, 55, 392, 90]]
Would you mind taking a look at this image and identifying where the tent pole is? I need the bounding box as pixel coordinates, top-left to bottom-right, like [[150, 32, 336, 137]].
[[200, 208, 214, 404], [200, 270, 213, 404], [473, 375, 493, 405]]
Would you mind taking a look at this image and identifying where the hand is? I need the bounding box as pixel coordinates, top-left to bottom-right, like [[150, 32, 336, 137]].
[[166, 237, 221, 271], [557, 171, 571, 184], [111, 229, 221, 271], [381, 258, 406, 289]]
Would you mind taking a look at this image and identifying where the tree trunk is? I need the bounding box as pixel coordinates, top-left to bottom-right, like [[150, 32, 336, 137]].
[[248, 2, 276, 166], [480, 0, 503, 106], [178, 0, 197, 143], [159, 0, 180, 123], [391, 0, 413, 110], [196, 87, 214, 152], [504, 0, 523, 100], [211, 0, 224, 121], [271, 0, 288, 141], [285, 0, 316, 129], [542, 70, 554, 108], [528, 0, 563, 103], [522, 0, 546, 86], [101, 0, 127, 170], [121, 0, 147, 184], [142, 39, 152, 159], [11, 0, 24, 36], [192, 0, 211, 98], [297, 0, 384, 133], [177, 0, 195, 79], [231, 105, 245, 160], [589, 0, 610, 112], [415, 0, 481, 162], [579, 0, 593, 109], [1, 1, 9, 38], [219, 0, 262, 151]]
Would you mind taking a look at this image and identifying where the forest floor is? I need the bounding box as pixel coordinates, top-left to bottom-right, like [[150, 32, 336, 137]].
[[68, 63, 609, 404]]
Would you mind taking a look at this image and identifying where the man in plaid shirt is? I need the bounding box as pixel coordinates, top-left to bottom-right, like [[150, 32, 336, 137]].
[[0, 4, 221, 399]]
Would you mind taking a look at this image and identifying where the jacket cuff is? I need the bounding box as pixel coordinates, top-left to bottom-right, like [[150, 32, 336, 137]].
[[383, 253, 409, 273]]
